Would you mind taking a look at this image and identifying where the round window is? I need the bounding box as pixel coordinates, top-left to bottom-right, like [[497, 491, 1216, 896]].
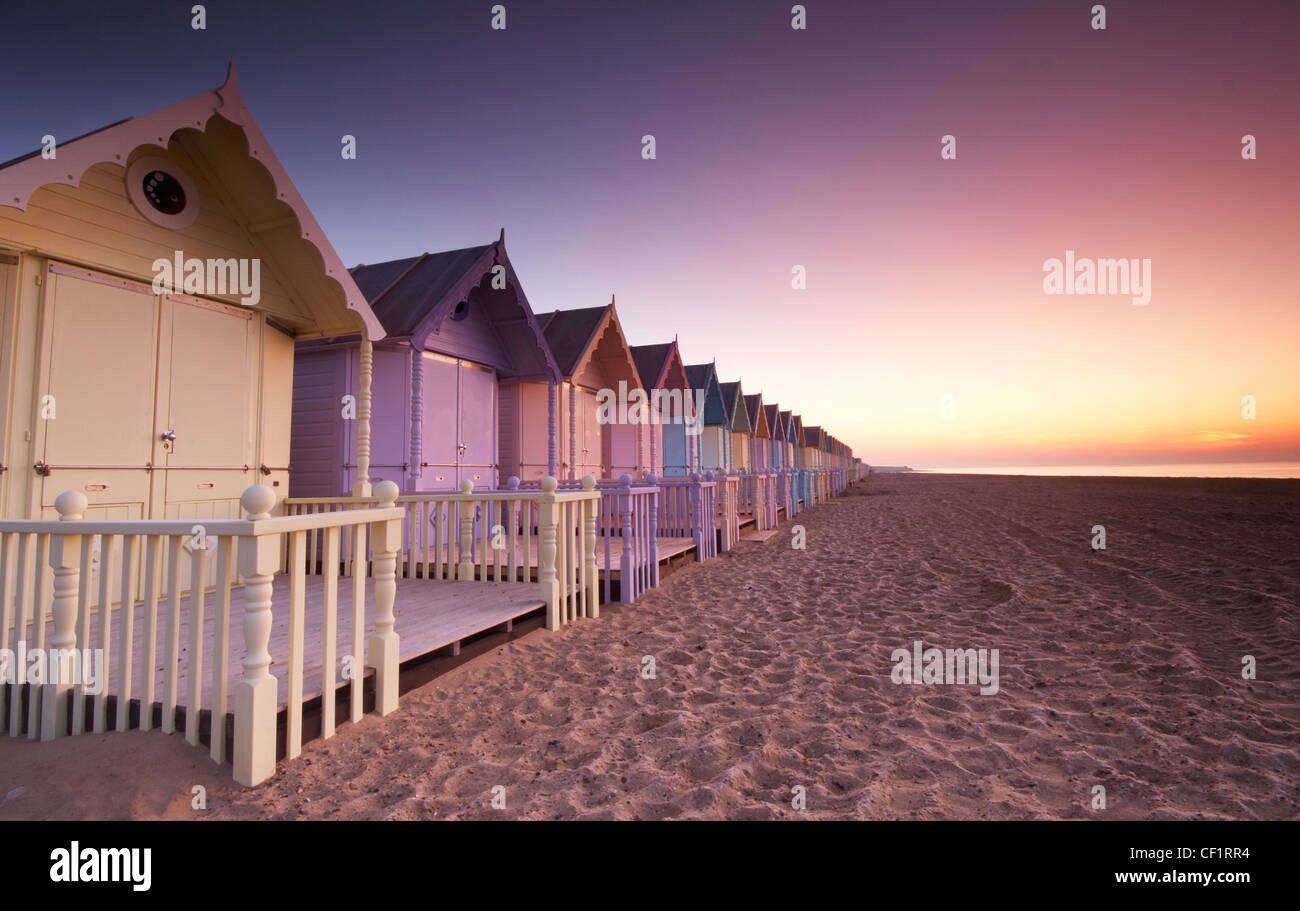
[[143, 170, 187, 215], [450, 300, 470, 321], [125, 156, 199, 229]]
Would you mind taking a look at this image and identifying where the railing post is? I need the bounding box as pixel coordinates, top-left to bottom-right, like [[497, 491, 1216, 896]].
[[368, 480, 402, 716], [690, 472, 705, 561], [717, 469, 730, 552], [234, 485, 280, 786], [702, 471, 714, 560], [537, 476, 561, 629], [41, 491, 85, 741], [645, 474, 659, 588], [457, 479, 475, 581], [582, 475, 599, 618], [618, 474, 635, 603]]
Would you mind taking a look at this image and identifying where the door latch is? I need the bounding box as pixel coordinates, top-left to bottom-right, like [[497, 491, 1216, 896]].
[[160, 430, 176, 453]]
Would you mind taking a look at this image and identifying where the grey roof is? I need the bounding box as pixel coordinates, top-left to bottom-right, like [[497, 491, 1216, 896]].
[[534, 306, 610, 378], [348, 239, 557, 380], [349, 244, 494, 339], [718, 381, 751, 432], [630, 343, 674, 389], [685, 363, 726, 425]]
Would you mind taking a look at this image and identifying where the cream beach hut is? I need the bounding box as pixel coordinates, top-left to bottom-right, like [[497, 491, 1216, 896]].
[[0, 68, 601, 787]]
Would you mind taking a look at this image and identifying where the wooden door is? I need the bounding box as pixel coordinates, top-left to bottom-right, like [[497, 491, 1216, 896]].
[[419, 353, 459, 491], [159, 294, 252, 523], [457, 360, 496, 490], [37, 265, 160, 522], [577, 386, 603, 479]]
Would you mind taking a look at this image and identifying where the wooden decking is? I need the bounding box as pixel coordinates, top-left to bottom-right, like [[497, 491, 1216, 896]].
[[408, 534, 697, 579], [40, 576, 545, 713]]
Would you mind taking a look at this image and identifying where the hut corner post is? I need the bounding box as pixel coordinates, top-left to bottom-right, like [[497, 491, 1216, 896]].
[[367, 482, 402, 715], [353, 338, 374, 497], [548, 381, 558, 477], [408, 347, 423, 492]]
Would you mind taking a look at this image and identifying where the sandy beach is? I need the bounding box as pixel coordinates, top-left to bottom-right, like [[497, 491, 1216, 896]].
[[3, 472, 1298, 820]]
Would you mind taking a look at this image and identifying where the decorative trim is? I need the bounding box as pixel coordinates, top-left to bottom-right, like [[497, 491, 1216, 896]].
[[0, 64, 386, 341]]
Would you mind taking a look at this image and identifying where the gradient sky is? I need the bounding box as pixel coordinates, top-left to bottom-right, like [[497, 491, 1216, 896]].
[[2, 0, 1297, 468]]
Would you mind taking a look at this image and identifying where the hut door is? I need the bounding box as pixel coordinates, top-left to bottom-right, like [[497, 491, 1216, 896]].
[[156, 294, 253, 523], [37, 265, 160, 522], [419, 353, 459, 491], [457, 361, 496, 489], [578, 386, 602, 479]]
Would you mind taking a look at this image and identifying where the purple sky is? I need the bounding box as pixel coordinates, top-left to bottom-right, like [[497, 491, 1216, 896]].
[[3, 0, 1297, 468]]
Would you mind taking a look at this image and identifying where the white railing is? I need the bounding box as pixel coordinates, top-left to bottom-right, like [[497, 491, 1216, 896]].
[[283, 476, 601, 629], [0, 482, 405, 787]]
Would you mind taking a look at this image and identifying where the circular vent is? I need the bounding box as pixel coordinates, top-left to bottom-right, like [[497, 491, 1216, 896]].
[[126, 156, 199, 229], [143, 170, 186, 214], [450, 300, 470, 322]]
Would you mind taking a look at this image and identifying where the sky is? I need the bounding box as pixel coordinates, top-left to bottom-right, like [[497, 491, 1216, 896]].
[[1, 0, 1297, 469]]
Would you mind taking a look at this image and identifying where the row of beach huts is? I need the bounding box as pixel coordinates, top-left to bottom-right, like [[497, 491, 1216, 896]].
[[0, 68, 863, 785]]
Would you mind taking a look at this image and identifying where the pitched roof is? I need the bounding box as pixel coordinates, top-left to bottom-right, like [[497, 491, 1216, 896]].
[[534, 302, 640, 386], [764, 404, 783, 439], [743, 394, 769, 437], [350, 244, 493, 338], [0, 64, 383, 340], [718, 381, 751, 433], [534, 306, 609, 377], [347, 236, 559, 380], [779, 410, 795, 442], [684, 362, 726, 425], [630, 343, 674, 389]]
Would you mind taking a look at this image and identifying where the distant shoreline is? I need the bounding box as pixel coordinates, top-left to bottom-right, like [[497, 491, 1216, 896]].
[[901, 463, 1300, 481]]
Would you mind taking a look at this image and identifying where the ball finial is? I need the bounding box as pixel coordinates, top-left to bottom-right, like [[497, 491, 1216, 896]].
[[582, 474, 596, 490], [240, 484, 276, 519], [645, 473, 658, 485], [54, 490, 88, 520], [459, 479, 473, 495], [374, 479, 399, 504], [541, 475, 558, 493], [620, 473, 632, 486]]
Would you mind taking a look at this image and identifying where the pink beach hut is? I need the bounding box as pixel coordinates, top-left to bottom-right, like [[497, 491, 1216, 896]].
[[532, 301, 642, 480]]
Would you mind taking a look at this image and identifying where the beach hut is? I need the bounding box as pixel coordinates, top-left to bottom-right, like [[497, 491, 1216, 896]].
[[744, 394, 771, 471], [534, 301, 642, 480], [718, 381, 752, 471], [0, 64, 384, 522], [685, 362, 728, 473], [0, 67, 601, 787], [779, 410, 797, 469], [630, 341, 692, 478], [764, 405, 785, 470], [290, 232, 561, 496]]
